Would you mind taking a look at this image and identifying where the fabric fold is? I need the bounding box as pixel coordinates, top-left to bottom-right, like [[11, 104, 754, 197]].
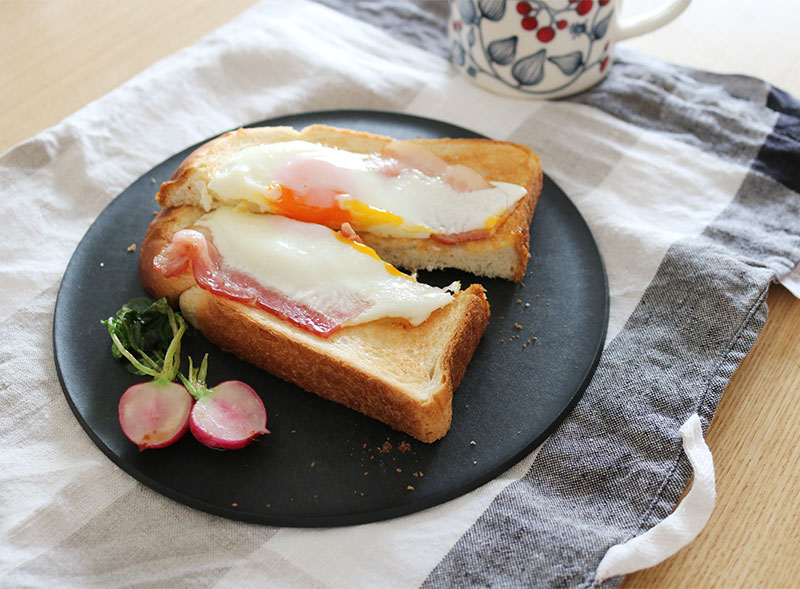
[[1, 1, 799, 587], [594, 414, 716, 583]]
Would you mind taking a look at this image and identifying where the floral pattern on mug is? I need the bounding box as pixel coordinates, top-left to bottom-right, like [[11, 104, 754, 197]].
[[450, 0, 614, 97]]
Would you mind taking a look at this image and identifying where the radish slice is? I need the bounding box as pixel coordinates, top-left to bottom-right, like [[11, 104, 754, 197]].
[[189, 381, 269, 450], [118, 381, 193, 450]]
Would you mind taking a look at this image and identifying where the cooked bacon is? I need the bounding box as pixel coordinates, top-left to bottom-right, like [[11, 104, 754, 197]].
[[380, 140, 492, 192], [154, 228, 365, 337], [439, 163, 492, 191], [381, 140, 448, 178], [339, 222, 363, 243]]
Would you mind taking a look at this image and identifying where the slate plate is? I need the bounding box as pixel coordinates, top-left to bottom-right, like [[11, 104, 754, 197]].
[[53, 110, 608, 527]]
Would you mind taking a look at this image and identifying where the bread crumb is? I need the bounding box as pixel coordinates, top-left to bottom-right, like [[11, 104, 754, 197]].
[[231, 502, 238, 508], [524, 302, 530, 308], [265, 503, 271, 508], [516, 298, 522, 304], [498, 316, 504, 319], [412, 471, 423, 478], [150, 177, 157, 184], [127, 243, 136, 252], [406, 485, 415, 491], [362, 443, 367, 449], [396, 468, 402, 473], [291, 429, 296, 434], [379, 441, 393, 454], [546, 302, 550, 306], [398, 441, 412, 453], [470, 440, 476, 446], [363, 471, 369, 476], [473, 461, 478, 465], [310, 461, 316, 468], [514, 323, 522, 330]]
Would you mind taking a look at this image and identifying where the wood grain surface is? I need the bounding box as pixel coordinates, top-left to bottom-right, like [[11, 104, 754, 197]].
[[2, 1, 798, 586]]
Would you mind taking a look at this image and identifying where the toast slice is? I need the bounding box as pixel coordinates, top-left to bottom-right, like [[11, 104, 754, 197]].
[[140, 205, 490, 442], [157, 124, 542, 281]]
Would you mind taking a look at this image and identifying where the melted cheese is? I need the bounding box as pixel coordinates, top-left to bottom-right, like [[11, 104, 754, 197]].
[[205, 141, 526, 237], [194, 207, 456, 327]]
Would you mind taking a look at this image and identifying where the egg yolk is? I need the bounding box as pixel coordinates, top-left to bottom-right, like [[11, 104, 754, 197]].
[[271, 186, 350, 227], [332, 232, 412, 280], [269, 185, 422, 235]]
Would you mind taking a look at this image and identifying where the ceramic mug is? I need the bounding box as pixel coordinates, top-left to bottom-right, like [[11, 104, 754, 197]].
[[448, 0, 691, 99]]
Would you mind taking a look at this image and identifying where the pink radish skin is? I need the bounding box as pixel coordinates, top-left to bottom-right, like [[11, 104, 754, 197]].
[[189, 381, 269, 450], [118, 381, 193, 450]]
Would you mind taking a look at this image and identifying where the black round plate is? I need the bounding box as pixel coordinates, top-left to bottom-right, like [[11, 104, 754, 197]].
[[53, 110, 608, 527]]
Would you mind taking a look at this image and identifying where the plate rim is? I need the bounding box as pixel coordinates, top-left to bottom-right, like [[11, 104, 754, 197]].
[[52, 108, 609, 527]]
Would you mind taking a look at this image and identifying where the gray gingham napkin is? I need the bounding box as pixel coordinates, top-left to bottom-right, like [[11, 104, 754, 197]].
[[1, 1, 798, 587]]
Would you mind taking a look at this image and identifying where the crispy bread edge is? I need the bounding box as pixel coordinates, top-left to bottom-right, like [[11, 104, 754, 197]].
[[179, 284, 489, 443]]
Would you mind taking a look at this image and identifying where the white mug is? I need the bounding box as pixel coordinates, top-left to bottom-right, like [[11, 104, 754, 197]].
[[448, 0, 691, 99]]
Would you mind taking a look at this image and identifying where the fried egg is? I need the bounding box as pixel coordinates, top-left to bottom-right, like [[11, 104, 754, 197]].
[[194, 207, 457, 327], [204, 140, 527, 238]]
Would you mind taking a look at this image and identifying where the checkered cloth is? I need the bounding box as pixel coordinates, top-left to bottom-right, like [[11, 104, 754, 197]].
[[2, 1, 798, 586]]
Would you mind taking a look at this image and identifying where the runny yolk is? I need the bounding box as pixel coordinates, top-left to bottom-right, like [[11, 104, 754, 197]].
[[269, 185, 423, 234], [271, 186, 351, 227], [332, 232, 413, 280]]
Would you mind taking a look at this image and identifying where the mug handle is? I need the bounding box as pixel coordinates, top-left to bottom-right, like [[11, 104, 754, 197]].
[[614, 0, 692, 41]]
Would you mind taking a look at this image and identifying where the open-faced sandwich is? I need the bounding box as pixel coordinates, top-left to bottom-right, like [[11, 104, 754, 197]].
[[139, 124, 542, 442]]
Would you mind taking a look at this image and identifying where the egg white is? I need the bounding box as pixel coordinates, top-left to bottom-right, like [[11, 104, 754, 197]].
[[205, 141, 526, 237], [194, 207, 456, 327]]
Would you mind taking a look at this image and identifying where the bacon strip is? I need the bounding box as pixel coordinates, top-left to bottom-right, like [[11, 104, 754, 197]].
[[380, 140, 493, 191], [154, 228, 366, 337]]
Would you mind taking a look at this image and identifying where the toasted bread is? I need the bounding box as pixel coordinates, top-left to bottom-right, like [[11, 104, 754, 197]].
[[157, 124, 542, 281], [140, 205, 490, 442], [141, 124, 541, 441]]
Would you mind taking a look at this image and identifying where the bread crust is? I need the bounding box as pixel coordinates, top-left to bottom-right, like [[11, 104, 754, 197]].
[[156, 125, 542, 281], [141, 124, 540, 440], [177, 284, 488, 443]]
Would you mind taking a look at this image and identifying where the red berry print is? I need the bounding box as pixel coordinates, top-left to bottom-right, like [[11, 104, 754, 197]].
[[557, 20, 568, 29], [601, 57, 609, 72], [599, 0, 610, 4], [516, 1, 532, 15], [577, 0, 593, 15], [537, 27, 555, 42], [569, 0, 579, 3], [522, 16, 538, 30], [453, 20, 462, 31]]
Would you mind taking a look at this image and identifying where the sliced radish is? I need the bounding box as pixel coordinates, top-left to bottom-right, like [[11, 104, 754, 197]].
[[189, 381, 269, 450], [118, 380, 193, 450]]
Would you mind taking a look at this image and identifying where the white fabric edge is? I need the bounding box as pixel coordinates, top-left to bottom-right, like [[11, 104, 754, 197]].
[[778, 259, 800, 298], [594, 413, 716, 583]]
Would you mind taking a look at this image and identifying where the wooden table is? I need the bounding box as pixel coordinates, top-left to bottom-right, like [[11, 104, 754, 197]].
[[2, 1, 798, 586]]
